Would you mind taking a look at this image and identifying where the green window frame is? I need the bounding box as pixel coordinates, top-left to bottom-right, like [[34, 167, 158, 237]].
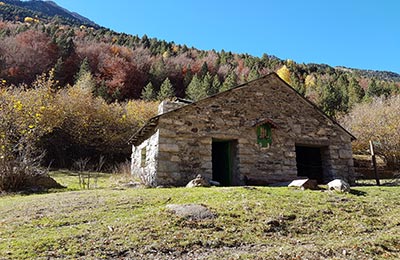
[[257, 124, 272, 147]]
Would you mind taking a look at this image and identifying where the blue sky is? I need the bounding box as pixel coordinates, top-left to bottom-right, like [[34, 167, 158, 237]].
[[54, 0, 400, 73]]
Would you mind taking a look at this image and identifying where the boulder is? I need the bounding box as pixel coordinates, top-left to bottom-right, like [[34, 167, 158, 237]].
[[288, 179, 318, 190], [186, 174, 211, 188], [327, 179, 350, 192], [166, 204, 217, 220]]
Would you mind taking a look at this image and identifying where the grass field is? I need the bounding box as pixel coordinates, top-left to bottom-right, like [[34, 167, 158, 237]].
[[0, 172, 399, 259]]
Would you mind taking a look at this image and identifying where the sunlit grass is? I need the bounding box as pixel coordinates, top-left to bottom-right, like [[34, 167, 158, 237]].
[[0, 172, 399, 259]]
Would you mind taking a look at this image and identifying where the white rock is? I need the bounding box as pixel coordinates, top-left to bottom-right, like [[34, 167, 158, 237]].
[[327, 179, 350, 192], [186, 174, 210, 188]]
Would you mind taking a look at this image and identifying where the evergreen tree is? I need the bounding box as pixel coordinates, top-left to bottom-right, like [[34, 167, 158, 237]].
[[157, 78, 175, 100], [336, 74, 350, 112], [199, 62, 209, 79], [203, 72, 213, 96], [183, 65, 193, 88], [141, 82, 156, 101], [52, 57, 64, 85], [220, 72, 237, 92], [348, 77, 364, 108], [75, 67, 96, 94], [320, 82, 342, 117], [54, 29, 75, 58], [366, 78, 382, 98], [210, 76, 221, 95], [185, 74, 206, 101], [149, 59, 167, 87], [75, 58, 91, 83], [247, 67, 260, 81]]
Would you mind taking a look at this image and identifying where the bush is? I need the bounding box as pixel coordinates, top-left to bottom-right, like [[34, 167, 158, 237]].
[[340, 95, 400, 170], [0, 74, 59, 191], [0, 70, 158, 190]]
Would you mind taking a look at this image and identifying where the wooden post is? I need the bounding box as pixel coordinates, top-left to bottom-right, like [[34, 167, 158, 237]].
[[369, 140, 380, 186]]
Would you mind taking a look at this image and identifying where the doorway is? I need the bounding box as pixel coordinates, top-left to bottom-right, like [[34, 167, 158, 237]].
[[212, 139, 237, 186], [295, 145, 324, 183]]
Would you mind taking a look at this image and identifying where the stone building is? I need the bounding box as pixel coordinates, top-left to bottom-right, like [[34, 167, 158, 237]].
[[130, 73, 355, 187]]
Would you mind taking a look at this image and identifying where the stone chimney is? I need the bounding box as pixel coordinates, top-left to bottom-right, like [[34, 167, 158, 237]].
[[157, 98, 192, 115]]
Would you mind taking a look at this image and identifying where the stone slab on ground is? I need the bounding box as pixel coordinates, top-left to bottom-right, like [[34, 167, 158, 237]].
[[166, 204, 217, 220], [288, 179, 318, 190]]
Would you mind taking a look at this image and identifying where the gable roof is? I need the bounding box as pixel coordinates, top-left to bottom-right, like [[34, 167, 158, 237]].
[[129, 72, 356, 146]]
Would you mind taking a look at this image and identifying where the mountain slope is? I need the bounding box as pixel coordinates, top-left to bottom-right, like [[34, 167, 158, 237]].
[[0, 0, 99, 27]]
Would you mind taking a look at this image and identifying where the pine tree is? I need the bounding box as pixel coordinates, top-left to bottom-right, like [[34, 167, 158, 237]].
[[183, 65, 193, 88], [199, 62, 208, 79], [185, 74, 206, 101], [203, 72, 213, 96], [157, 78, 175, 100], [52, 57, 64, 85], [348, 77, 364, 108], [141, 82, 156, 101], [210, 76, 221, 95], [366, 78, 381, 98], [320, 82, 341, 117], [75, 68, 96, 94], [220, 72, 237, 92], [247, 67, 260, 81], [336, 74, 349, 112], [75, 58, 91, 83]]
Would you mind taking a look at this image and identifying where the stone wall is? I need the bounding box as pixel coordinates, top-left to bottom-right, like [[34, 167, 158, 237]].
[[133, 74, 354, 186], [131, 129, 159, 186]]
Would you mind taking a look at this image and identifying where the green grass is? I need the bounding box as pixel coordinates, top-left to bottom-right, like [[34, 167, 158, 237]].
[[0, 173, 399, 259]]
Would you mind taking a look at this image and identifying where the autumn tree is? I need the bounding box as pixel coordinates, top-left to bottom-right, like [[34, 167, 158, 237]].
[[341, 95, 400, 170], [0, 29, 58, 84], [276, 65, 292, 85]]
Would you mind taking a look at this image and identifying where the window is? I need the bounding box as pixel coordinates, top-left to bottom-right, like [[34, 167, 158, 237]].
[[257, 124, 272, 147], [141, 148, 147, 167]]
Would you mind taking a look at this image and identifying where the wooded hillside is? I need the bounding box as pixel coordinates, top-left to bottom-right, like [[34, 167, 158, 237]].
[[0, 20, 399, 117]]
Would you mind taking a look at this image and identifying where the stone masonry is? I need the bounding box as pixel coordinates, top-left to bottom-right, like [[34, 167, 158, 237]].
[[131, 73, 355, 187]]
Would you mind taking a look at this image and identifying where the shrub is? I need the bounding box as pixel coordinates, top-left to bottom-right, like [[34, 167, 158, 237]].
[[340, 95, 400, 170], [0, 74, 60, 191]]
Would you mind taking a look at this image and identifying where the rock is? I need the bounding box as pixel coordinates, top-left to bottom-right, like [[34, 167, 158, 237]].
[[166, 204, 217, 220], [327, 179, 350, 192], [186, 174, 211, 188], [288, 179, 318, 190]]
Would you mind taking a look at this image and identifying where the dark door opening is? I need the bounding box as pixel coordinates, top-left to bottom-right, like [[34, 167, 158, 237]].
[[212, 140, 236, 186], [295, 145, 324, 183]]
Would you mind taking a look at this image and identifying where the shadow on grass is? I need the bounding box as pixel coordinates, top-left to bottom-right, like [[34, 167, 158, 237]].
[[349, 189, 367, 196]]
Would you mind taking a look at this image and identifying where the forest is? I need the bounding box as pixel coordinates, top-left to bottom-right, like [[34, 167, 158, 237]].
[[0, 19, 399, 191]]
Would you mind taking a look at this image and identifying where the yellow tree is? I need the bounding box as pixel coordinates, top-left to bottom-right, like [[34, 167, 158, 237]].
[[276, 65, 292, 85]]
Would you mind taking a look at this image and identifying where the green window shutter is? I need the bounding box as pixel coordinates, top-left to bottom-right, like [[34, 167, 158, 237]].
[[257, 124, 272, 147]]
